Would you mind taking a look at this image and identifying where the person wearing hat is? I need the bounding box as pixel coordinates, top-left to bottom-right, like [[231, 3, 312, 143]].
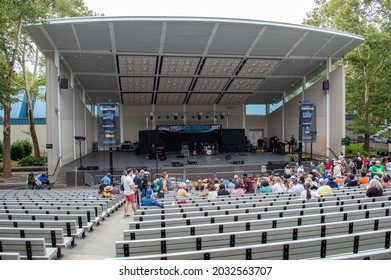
[[101, 185, 113, 198], [141, 188, 164, 208], [176, 182, 191, 198]]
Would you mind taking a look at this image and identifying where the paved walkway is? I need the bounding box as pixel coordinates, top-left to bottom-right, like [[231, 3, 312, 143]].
[[61, 203, 133, 260]]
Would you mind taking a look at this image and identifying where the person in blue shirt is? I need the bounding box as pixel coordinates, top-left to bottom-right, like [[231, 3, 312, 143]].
[[101, 173, 111, 186], [141, 188, 164, 208], [326, 175, 338, 188]]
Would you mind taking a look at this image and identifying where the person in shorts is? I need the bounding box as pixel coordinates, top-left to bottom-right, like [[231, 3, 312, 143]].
[[123, 168, 138, 217]]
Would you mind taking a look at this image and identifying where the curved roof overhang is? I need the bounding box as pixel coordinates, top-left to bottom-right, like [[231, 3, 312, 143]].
[[24, 16, 364, 106]]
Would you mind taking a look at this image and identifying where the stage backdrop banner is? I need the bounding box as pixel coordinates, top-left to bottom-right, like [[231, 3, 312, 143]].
[[157, 124, 222, 134], [299, 103, 317, 143], [97, 103, 121, 147]]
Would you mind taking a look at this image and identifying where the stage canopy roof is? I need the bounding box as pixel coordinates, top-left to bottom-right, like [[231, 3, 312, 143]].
[[24, 17, 364, 106]]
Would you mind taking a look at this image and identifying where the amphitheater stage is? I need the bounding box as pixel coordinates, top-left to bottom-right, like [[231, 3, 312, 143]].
[[60, 151, 295, 186]]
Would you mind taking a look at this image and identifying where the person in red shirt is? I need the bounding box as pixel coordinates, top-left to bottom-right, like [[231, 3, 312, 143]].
[[325, 160, 332, 175]]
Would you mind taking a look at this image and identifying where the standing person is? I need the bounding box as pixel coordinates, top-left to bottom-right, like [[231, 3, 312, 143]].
[[386, 158, 391, 177], [153, 171, 169, 199], [355, 157, 363, 175], [289, 135, 296, 154], [101, 173, 111, 187], [123, 169, 137, 218], [242, 173, 255, 193], [120, 170, 127, 192]]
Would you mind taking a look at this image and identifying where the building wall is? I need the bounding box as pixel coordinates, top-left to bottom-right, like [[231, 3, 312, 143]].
[[0, 124, 47, 153], [268, 66, 345, 157]]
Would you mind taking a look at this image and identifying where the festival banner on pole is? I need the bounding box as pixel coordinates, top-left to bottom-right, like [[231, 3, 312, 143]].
[[299, 103, 317, 143], [97, 103, 120, 147]]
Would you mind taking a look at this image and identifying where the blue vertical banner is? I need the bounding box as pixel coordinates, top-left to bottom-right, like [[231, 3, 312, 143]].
[[299, 103, 316, 143], [97, 103, 120, 147]]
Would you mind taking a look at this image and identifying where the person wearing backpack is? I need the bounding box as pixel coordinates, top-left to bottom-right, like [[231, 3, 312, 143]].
[[153, 171, 169, 199]]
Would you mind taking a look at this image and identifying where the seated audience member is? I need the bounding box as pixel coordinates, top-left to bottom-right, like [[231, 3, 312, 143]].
[[345, 173, 358, 186], [217, 184, 230, 196], [381, 176, 391, 189], [289, 176, 304, 196], [176, 182, 191, 198], [185, 179, 193, 193], [26, 172, 37, 190], [101, 185, 113, 198], [38, 173, 49, 185], [227, 178, 236, 193], [365, 178, 383, 198], [36, 173, 50, 190], [326, 175, 338, 189], [316, 179, 333, 197], [199, 184, 218, 200], [305, 176, 318, 190], [141, 188, 164, 208], [300, 182, 317, 200], [359, 171, 369, 185], [259, 180, 273, 193], [335, 174, 344, 186], [272, 177, 286, 193], [231, 183, 245, 196]]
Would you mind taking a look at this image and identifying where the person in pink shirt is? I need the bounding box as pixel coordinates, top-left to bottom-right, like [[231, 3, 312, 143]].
[[231, 183, 245, 196]]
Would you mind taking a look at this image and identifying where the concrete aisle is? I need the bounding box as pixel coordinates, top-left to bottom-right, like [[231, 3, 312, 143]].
[[61, 204, 133, 260]]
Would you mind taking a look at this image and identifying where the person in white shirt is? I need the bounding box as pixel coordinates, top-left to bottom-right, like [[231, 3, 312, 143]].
[[123, 169, 138, 218], [300, 182, 317, 200], [271, 177, 286, 193]]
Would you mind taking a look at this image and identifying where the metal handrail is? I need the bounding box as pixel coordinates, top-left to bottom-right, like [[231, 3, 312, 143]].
[[327, 148, 339, 159], [49, 156, 62, 176]]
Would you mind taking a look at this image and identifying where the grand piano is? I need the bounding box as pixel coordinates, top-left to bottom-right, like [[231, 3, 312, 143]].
[[149, 139, 166, 160]]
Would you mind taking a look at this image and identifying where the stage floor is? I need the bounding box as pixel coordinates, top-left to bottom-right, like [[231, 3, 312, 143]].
[[62, 150, 292, 173]]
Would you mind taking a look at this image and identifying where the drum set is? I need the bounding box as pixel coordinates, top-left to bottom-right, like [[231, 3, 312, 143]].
[[201, 142, 219, 156]]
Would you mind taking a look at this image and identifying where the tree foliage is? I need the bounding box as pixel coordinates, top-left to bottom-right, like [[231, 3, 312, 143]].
[[0, 0, 98, 178], [304, 0, 391, 152]]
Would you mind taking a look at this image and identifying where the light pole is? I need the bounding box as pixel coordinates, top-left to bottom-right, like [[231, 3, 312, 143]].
[[74, 136, 86, 170]]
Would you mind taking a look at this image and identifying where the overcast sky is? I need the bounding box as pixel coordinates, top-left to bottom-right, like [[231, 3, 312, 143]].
[[83, 0, 317, 25]]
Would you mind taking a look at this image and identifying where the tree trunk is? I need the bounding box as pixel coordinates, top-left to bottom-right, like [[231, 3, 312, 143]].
[[25, 88, 41, 158], [363, 133, 370, 154], [2, 102, 12, 178]]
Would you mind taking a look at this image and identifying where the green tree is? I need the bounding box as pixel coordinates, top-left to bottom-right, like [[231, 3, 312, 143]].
[[0, 0, 98, 178], [304, 0, 391, 152]]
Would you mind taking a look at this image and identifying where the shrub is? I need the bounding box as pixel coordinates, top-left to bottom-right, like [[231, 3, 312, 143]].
[[345, 144, 367, 157], [0, 162, 3, 173], [18, 155, 46, 166], [11, 139, 32, 160], [0, 141, 3, 156]]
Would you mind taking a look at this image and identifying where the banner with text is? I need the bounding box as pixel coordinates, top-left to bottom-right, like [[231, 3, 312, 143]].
[[157, 124, 222, 134], [97, 103, 120, 147], [299, 103, 317, 143]]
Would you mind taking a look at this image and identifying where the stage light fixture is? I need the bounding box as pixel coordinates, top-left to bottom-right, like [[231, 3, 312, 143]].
[[173, 112, 178, 120], [197, 112, 202, 120], [220, 112, 226, 119], [149, 112, 154, 121]]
